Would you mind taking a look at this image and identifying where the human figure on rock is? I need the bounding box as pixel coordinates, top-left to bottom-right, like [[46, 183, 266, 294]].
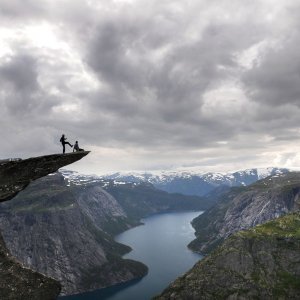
[[73, 141, 84, 152], [60, 134, 73, 154]]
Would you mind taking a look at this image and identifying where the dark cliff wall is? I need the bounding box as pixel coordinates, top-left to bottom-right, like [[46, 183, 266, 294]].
[[0, 152, 89, 299], [0, 152, 89, 202], [0, 173, 147, 295], [0, 233, 61, 300]]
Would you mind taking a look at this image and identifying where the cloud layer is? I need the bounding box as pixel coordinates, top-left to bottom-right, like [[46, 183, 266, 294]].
[[1, 0, 300, 174]]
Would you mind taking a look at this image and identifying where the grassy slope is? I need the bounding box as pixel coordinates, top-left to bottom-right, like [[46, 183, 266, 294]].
[[156, 211, 300, 300], [105, 182, 209, 220]]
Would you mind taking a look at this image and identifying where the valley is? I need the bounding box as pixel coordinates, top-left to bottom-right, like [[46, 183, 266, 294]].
[[61, 211, 202, 300], [0, 169, 207, 296], [1, 163, 299, 299]]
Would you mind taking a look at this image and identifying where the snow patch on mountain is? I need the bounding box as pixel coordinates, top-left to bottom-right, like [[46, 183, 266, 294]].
[[59, 167, 290, 197]]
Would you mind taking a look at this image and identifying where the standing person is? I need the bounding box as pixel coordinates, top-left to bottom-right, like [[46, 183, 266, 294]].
[[60, 134, 73, 154]]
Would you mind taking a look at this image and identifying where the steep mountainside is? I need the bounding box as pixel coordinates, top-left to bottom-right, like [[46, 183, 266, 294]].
[[0, 152, 89, 300], [0, 169, 206, 296], [0, 233, 61, 300], [156, 212, 300, 300], [189, 172, 300, 254], [101, 167, 289, 196], [0, 173, 147, 295]]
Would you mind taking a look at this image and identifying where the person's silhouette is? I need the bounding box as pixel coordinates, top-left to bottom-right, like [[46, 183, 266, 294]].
[[73, 141, 84, 152], [60, 134, 73, 154]]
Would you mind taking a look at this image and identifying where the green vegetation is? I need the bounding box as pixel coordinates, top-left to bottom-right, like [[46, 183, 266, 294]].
[[80, 258, 148, 290], [188, 187, 243, 252], [7, 188, 75, 212], [239, 212, 300, 239], [105, 182, 208, 220], [189, 172, 300, 253], [273, 271, 300, 296], [156, 210, 300, 299], [2, 174, 77, 212], [245, 172, 300, 195], [82, 213, 131, 256], [100, 217, 141, 236]]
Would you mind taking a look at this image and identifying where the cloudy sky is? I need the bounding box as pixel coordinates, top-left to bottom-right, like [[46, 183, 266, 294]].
[[1, 0, 300, 175]]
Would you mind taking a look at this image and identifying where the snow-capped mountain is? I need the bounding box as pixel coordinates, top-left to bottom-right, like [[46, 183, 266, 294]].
[[60, 169, 139, 188], [60, 169, 103, 186], [100, 167, 290, 196]]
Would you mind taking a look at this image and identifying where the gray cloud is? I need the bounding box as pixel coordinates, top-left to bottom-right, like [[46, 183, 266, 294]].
[[242, 2, 300, 107], [0, 0, 45, 18], [1, 0, 300, 173], [83, 9, 268, 149], [0, 54, 38, 91], [243, 35, 300, 107], [0, 54, 40, 114]]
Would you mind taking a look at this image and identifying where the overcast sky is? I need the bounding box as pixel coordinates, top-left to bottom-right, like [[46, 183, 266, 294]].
[[1, 0, 300, 175]]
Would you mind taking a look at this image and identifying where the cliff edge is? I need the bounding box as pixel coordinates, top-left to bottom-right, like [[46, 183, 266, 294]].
[[0, 152, 90, 202], [0, 152, 89, 300]]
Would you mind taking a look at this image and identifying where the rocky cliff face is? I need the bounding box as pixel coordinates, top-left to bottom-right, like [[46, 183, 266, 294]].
[[0, 152, 89, 202], [0, 233, 61, 300], [0, 164, 208, 296], [0, 152, 89, 300], [156, 212, 300, 300], [0, 173, 147, 295], [189, 172, 300, 254]]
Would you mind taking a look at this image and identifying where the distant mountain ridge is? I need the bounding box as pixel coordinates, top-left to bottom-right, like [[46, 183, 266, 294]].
[[100, 167, 290, 196], [189, 172, 300, 254], [61, 170, 212, 217]]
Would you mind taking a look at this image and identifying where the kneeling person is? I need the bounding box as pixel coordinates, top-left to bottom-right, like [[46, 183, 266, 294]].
[[73, 141, 84, 152]]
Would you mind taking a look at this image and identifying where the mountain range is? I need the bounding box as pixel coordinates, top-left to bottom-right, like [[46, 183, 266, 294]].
[[100, 167, 289, 196]]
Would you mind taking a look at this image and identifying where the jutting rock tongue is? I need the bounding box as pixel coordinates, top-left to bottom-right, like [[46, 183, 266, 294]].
[[0, 152, 90, 203], [0, 152, 89, 300]]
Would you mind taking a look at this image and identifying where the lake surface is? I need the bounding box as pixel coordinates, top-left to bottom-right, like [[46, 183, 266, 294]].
[[61, 211, 203, 300]]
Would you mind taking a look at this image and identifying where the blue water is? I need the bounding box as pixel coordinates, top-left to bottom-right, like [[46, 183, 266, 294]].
[[61, 211, 203, 300]]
